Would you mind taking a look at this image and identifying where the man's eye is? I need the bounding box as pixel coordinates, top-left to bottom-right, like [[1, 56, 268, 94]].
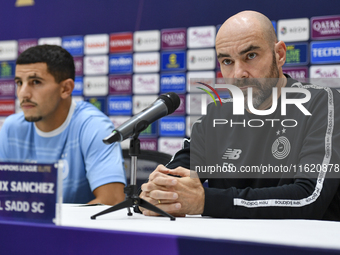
[[222, 59, 232, 65], [247, 53, 257, 59], [32, 80, 41, 85], [15, 81, 22, 86]]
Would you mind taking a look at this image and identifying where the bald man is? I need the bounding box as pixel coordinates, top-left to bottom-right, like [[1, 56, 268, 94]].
[[140, 11, 340, 220]]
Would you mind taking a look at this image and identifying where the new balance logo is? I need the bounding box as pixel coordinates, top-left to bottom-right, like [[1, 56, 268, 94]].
[[222, 148, 242, 160]]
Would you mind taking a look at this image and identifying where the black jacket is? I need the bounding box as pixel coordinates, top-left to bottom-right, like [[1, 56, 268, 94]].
[[167, 77, 340, 220]]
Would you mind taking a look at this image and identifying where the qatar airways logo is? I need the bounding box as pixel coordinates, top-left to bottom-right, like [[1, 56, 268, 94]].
[[197, 82, 312, 128], [313, 20, 340, 32], [18, 40, 37, 54], [162, 33, 185, 43], [311, 16, 340, 39]]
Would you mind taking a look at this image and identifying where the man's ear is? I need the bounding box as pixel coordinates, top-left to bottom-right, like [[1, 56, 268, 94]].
[[275, 41, 286, 68], [60, 78, 74, 99]]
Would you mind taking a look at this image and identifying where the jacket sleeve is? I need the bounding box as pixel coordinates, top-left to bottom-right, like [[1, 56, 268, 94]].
[[193, 87, 340, 220], [166, 139, 191, 169]]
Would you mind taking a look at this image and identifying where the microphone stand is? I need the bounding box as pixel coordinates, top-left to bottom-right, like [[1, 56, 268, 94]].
[[91, 123, 175, 221]]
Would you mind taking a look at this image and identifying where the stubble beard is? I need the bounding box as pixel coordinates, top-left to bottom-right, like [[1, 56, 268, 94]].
[[238, 53, 280, 111], [24, 116, 42, 122]]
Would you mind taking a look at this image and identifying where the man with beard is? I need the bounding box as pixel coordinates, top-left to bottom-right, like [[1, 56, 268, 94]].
[[139, 11, 340, 220], [0, 45, 126, 205]]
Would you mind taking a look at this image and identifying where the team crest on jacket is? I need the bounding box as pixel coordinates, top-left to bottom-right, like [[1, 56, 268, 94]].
[[272, 136, 291, 160]]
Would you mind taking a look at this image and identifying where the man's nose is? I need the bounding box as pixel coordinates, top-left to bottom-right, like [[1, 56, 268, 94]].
[[233, 62, 249, 79], [17, 83, 32, 99]]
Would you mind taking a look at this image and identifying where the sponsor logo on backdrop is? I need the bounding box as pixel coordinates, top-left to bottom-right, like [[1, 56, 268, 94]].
[[186, 93, 213, 115], [84, 97, 107, 113], [110, 32, 133, 53], [161, 51, 186, 71], [140, 138, 158, 151], [62, 36, 84, 56], [133, 52, 160, 73], [73, 57, 83, 76], [18, 39, 38, 55], [83, 76, 108, 96], [310, 65, 340, 78], [38, 37, 62, 46], [0, 41, 18, 61], [72, 77, 83, 96], [187, 26, 216, 48], [311, 15, 340, 40], [160, 73, 186, 93], [0, 61, 15, 79], [83, 55, 108, 75], [310, 65, 340, 87], [109, 75, 132, 94], [159, 116, 185, 136], [84, 34, 109, 55], [284, 43, 308, 66], [109, 116, 130, 129], [311, 40, 340, 64], [133, 74, 159, 94], [186, 71, 215, 92], [158, 138, 183, 155], [187, 49, 216, 70], [108, 96, 132, 115], [133, 95, 158, 115], [282, 67, 308, 81], [0, 80, 15, 97], [109, 54, 133, 74], [134, 30, 160, 52], [277, 18, 309, 42], [161, 28, 186, 49], [0, 100, 15, 116], [173, 94, 185, 115]]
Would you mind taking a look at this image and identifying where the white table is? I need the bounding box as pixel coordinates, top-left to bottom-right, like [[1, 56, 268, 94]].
[[60, 203, 340, 252]]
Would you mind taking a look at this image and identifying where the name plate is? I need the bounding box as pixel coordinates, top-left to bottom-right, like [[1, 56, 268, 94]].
[[0, 162, 62, 224]]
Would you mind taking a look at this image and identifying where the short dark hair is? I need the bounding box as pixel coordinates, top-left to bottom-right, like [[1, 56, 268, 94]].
[[16, 45, 75, 82]]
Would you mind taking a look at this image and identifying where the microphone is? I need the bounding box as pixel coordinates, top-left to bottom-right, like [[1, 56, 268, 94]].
[[103, 92, 180, 144]]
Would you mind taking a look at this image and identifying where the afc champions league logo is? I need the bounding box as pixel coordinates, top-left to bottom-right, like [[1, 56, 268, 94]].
[[272, 136, 291, 160]]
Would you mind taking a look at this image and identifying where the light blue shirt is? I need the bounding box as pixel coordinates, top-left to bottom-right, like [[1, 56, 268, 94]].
[[0, 100, 126, 203]]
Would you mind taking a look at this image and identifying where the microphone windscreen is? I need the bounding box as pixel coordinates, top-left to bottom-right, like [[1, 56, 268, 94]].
[[158, 92, 180, 115]]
